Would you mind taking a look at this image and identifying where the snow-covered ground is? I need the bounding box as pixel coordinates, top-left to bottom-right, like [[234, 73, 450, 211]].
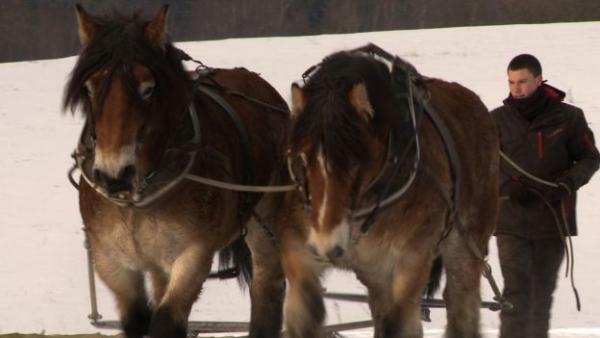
[[1, 21, 599, 337]]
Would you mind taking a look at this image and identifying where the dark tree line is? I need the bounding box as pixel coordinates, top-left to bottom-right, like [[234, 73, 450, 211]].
[[1, 0, 599, 62]]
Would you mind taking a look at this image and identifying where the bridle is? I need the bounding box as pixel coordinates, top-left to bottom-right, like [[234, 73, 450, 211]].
[[286, 44, 424, 233], [70, 99, 203, 207], [69, 64, 297, 207]]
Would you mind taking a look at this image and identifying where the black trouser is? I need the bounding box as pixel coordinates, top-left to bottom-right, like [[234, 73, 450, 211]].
[[497, 234, 565, 338]]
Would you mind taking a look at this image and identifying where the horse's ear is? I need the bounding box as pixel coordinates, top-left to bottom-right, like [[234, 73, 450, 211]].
[[291, 83, 306, 117], [145, 5, 169, 49], [349, 82, 374, 121], [75, 4, 97, 47]]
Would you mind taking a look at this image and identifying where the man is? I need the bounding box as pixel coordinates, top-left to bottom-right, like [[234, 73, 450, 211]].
[[491, 54, 599, 338]]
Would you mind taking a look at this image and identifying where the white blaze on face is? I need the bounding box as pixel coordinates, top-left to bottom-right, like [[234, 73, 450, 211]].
[[93, 144, 136, 179], [317, 149, 328, 228], [308, 149, 351, 257], [308, 218, 351, 257]]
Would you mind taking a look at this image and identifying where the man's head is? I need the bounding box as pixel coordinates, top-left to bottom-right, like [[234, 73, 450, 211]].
[[507, 54, 543, 99]]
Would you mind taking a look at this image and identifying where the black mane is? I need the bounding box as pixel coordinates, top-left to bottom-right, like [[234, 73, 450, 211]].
[[290, 51, 398, 175], [63, 10, 191, 119]]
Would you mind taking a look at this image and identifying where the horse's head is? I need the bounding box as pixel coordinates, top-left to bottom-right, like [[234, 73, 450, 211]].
[[289, 52, 397, 259], [64, 5, 191, 196]]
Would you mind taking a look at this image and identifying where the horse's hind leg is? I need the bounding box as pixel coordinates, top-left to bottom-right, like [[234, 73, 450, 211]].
[[149, 245, 213, 338], [441, 229, 485, 338], [93, 254, 151, 338], [246, 216, 286, 338]]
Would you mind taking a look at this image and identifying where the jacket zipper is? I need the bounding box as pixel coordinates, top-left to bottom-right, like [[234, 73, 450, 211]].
[[537, 131, 544, 159]]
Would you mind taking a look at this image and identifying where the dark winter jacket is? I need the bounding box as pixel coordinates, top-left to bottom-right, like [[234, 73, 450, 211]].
[[491, 83, 599, 238]]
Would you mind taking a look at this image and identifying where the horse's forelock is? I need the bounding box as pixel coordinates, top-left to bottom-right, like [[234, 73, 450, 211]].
[[290, 52, 388, 176], [63, 11, 190, 120], [290, 85, 371, 177]]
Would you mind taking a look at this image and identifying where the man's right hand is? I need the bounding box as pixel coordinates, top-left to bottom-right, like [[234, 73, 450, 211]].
[[500, 180, 539, 206]]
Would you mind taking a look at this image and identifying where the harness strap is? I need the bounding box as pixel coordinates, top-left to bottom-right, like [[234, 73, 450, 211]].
[[226, 89, 289, 116], [418, 96, 462, 216], [196, 84, 254, 186], [422, 165, 512, 311], [183, 174, 295, 192], [347, 43, 462, 216], [351, 57, 422, 226]]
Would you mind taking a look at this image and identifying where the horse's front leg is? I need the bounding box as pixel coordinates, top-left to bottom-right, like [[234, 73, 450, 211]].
[[382, 251, 433, 338], [93, 251, 152, 338], [282, 235, 326, 338], [362, 280, 393, 338], [148, 267, 168, 308], [245, 217, 285, 338], [149, 244, 213, 338]]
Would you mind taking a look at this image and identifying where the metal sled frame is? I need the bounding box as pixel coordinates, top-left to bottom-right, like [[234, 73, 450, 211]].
[[83, 238, 506, 337], [83, 238, 374, 337]]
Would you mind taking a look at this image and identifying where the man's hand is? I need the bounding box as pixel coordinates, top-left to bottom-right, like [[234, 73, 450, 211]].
[[501, 179, 538, 206], [543, 177, 574, 201]]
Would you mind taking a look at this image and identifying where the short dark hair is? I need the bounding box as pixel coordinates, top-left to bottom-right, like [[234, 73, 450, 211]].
[[507, 54, 542, 77]]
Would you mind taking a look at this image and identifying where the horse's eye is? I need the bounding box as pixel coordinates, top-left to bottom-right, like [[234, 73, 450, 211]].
[[139, 81, 155, 100]]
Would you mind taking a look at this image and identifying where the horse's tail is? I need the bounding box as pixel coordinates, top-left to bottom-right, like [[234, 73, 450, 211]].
[[216, 235, 253, 289], [425, 256, 443, 298]]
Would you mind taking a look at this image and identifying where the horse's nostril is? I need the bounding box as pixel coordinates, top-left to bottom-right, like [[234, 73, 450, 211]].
[[119, 165, 136, 182], [92, 167, 133, 194], [93, 168, 108, 186], [93, 169, 102, 183], [327, 245, 345, 260]]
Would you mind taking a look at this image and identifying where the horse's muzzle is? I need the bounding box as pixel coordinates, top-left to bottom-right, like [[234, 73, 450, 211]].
[[93, 165, 136, 194]]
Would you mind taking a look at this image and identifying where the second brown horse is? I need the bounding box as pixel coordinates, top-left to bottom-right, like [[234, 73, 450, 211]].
[[281, 47, 499, 338]]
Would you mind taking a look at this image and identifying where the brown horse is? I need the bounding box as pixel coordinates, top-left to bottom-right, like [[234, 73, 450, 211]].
[[280, 46, 499, 338], [63, 5, 288, 338]]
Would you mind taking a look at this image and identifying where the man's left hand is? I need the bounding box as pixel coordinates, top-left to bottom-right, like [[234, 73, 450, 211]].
[[543, 177, 574, 201]]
